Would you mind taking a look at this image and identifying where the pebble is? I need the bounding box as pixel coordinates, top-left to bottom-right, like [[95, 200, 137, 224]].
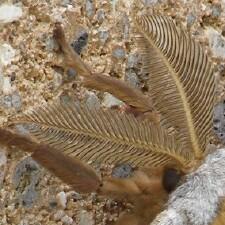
[[54, 210, 65, 221], [56, 191, 67, 209], [69, 191, 82, 200], [14, 124, 30, 136], [11, 91, 22, 110], [60, 0, 73, 7], [112, 47, 125, 59], [127, 53, 139, 69], [61, 215, 73, 225], [205, 27, 225, 59], [0, 91, 21, 109], [2, 95, 12, 108], [0, 68, 3, 90], [71, 30, 88, 55], [186, 13, 196, 27], [2, 76, 13, 95], [96, 9, 105, 24], [98, 29, 109, 44], [49, 200, 58, 209], [112, 164, 133, 178], [21, 185, 38, 207], [143, 0, 161, 5], [78, 210, 94, 225], [0, 4, 22, 24], [102, 93, 123, 108], [85, 0, 95, 18], [53, 72, 63, 90], [59, 94, 73, 104], [125, 53, 140, 87], [0, 150, 7, 187], [12, 157, 41, 208], [125, 71, 139, 88], [0, 43, 16, 66], [45, 37, 58, 52], [18, 219, 29, 225], [213, 101, 225, 142], [85, 91, 101, 110], [211, 4, 222, 18], [67, 68, 76, 80], [121, 13, 130, 40], [0, 150, 7, 167]]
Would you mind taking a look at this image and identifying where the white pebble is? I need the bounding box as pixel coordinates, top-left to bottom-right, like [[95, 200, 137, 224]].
[[0, 43, 16, 66], [53, 210, 65, 221], [102, 93, 124, 108], [2, 77, 13, 95], [56, 191, 67, 209], [0, 4, 22, 24], [61, 215, 73, 225], [206, 27, 225, 59]]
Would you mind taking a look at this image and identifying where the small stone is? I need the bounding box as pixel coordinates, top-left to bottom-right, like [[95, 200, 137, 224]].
[[0, 68, 3, 90], [78, 210, 94, 225], [96, 9, 105, 24], [121, 14, 130, 40], [53, 210, 65, 221], [11, 91, 22, 110], [56, 191, 67, 209], [112, 164, 133, 178], [127, 53, 139, 69], [85, 91, 101, 109], [125, 71, 139, 88], [0, 43, 16, 66], [12, 157, 41, 208], [53, 72, 63, 90], [211, 4, 222, 18], [2, 76, 13, 95], [49, 200, 58, 208], [21, 185, 38, 207], [0, 150, 7, 187], [0, 151, 7, 168], [61, 215, 73, 225], [51, 8, 66, 22], [69, 191, 82, 200], [0, 90, 21, 109], [0, 4, 22, 24], [14, 124, 30, 136], [102, 93, 123, 108], [59, 94, 73, 104], [187, 13, 196, 27], [112, 47, 125, 59], [71, 30, 88, 55], [18, 219, 29, 225], [45, 37, 58, 52], [205, 27, 225, 59], [85, 0, 95, 18], [60, 0, 73, 7], [143, 0, 161, 6], [213, 102, 225, 142], [67, 68, 77, 80], [2, 95, 12, 108], [98, 29, 109, 44]]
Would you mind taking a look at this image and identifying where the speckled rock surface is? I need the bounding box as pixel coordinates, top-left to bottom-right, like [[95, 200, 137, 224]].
[[0, 0, 225, 224]]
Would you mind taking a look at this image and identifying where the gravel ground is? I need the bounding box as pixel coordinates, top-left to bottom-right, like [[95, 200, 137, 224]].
[[1, 0, 225, 224]]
